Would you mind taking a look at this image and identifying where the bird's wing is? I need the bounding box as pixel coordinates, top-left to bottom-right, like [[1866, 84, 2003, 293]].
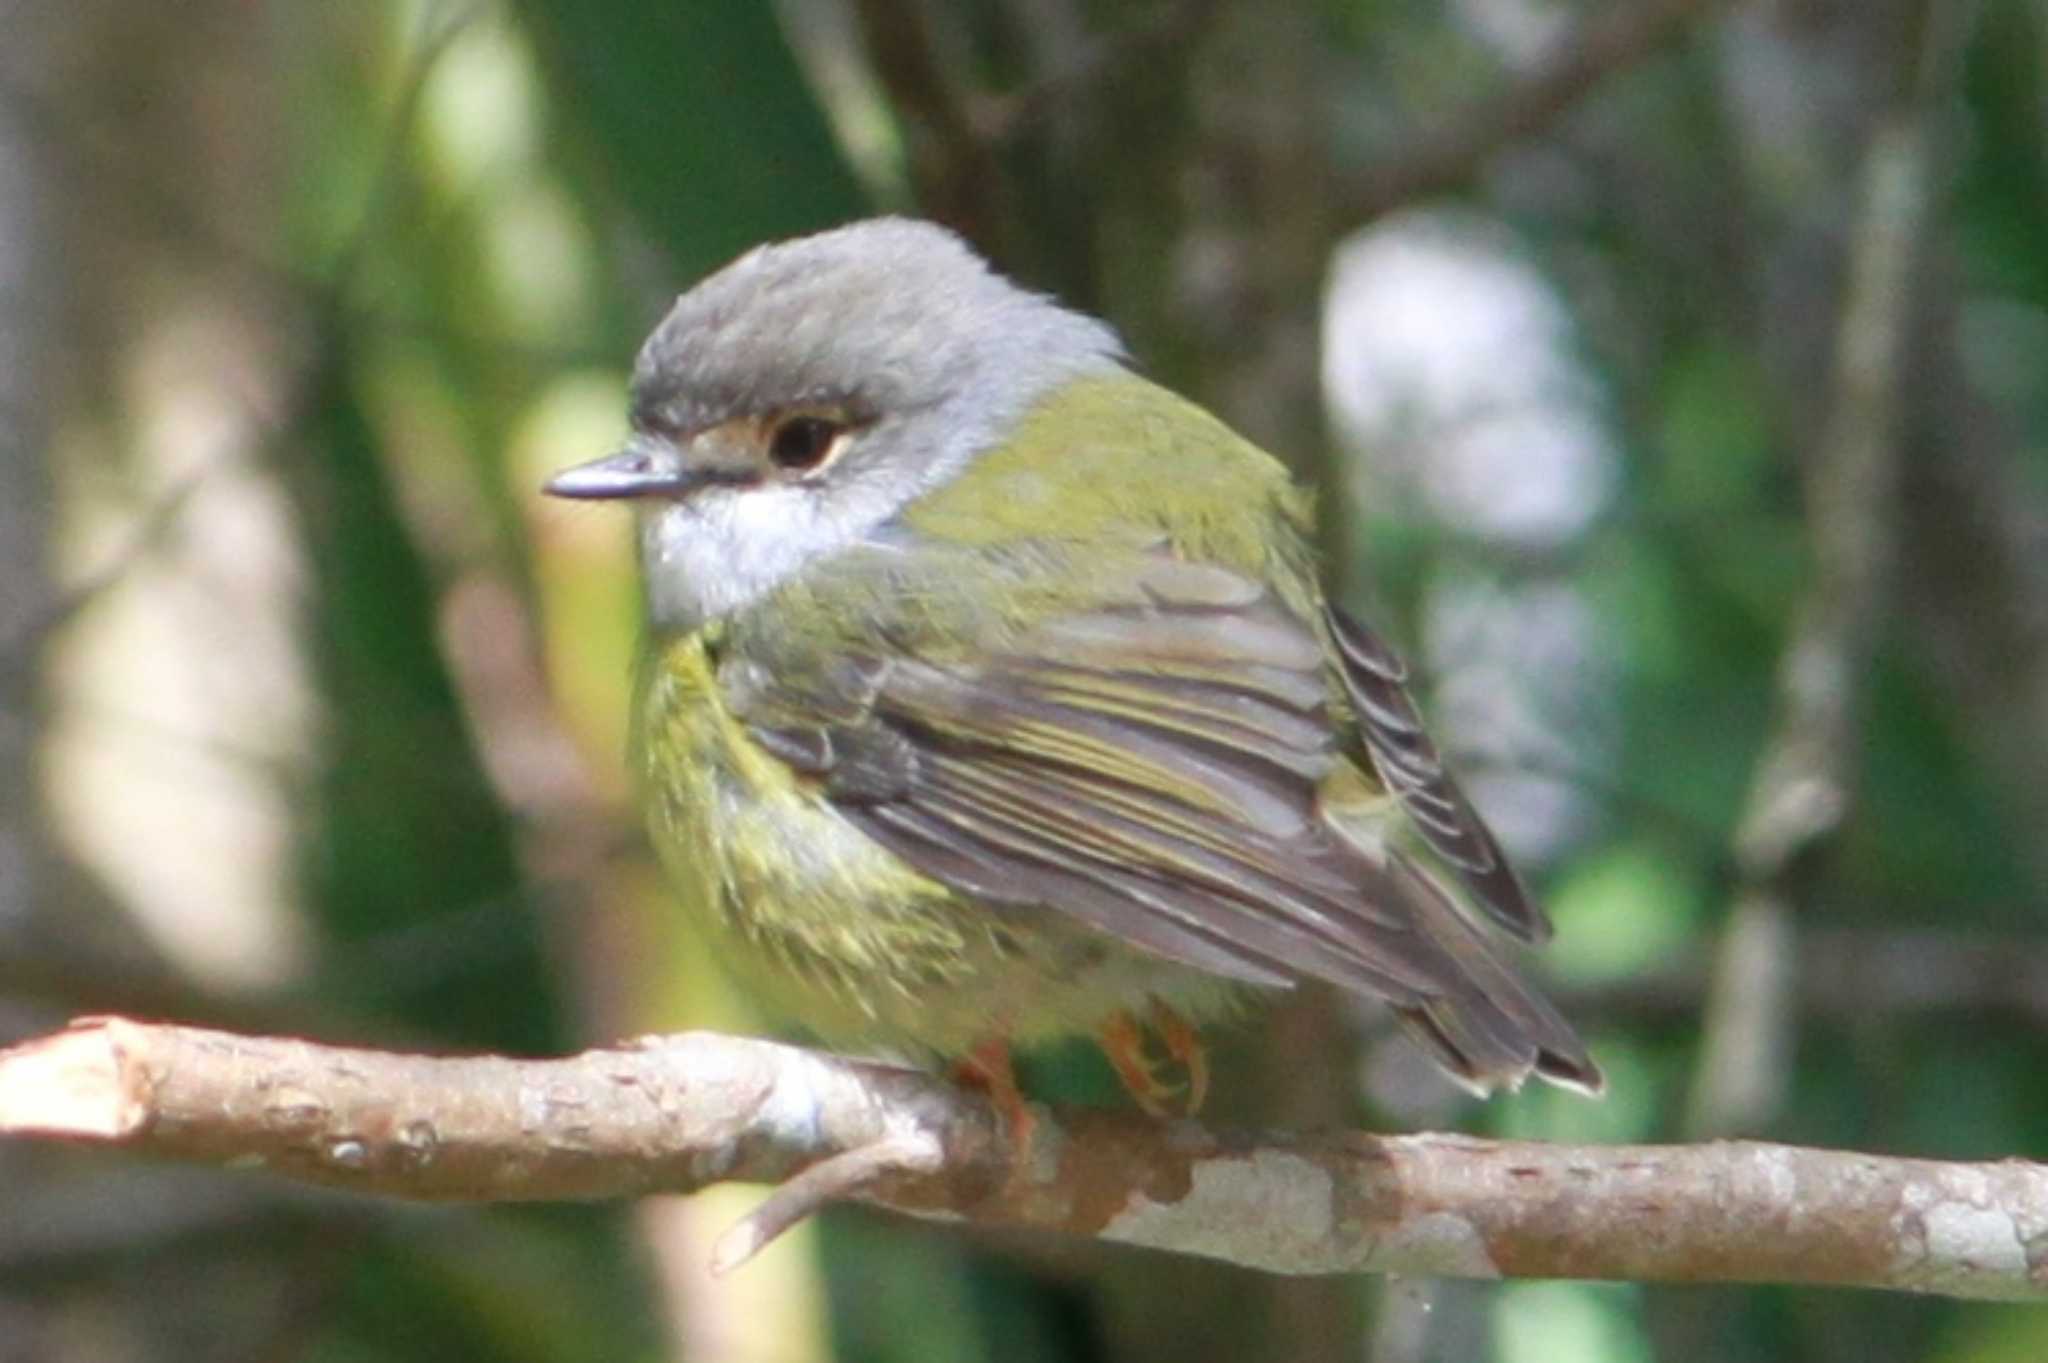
[[1324, 601, 1552, 943], [733, 549, 1599, 1093], [745, 553, 1431, 997]]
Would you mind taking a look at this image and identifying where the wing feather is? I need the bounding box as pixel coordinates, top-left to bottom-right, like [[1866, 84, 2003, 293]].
[[1326, 602, 1552, 943], [913, 752, 1423, 982], [732, 550, 1595, 1092]]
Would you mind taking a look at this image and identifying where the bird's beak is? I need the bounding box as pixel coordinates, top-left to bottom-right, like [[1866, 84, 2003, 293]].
[[545, 430, 764, 502], [543, 441, 691, 501]]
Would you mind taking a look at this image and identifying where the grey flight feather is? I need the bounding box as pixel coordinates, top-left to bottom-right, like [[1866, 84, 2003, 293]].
[[1326, 602, 1552, 943], [733, 550, 1602, 1094]]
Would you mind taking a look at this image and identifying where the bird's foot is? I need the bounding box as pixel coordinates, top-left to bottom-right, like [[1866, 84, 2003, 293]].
[[1150, 999, 1210, 1114], [952, 1037, 1037, 1158], [1099, 1000, 1209, 1117]]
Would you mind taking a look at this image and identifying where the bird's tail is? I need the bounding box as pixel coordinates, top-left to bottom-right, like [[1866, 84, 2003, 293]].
[[1383, 849, 1604, 1097]]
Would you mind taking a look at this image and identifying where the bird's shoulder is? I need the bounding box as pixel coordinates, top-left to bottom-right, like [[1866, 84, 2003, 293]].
[[903, 372, 1319, 587]]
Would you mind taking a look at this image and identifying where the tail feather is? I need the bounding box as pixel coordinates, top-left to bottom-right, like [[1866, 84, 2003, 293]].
[[1385, 851, 1604, 1097]]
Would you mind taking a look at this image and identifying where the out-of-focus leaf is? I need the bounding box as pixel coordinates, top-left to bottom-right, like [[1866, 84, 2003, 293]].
[[303, 1210, 662, 1363], [1546, 843, 1701, 984], [1654, 342, 1773, 513], [1958, 2, 2048, 306], [285, 356, 559, 1053], [817, 1213, 992, 1363], [1495, 1281, 1654, 1363], [513, 1, 868, 279], [1837, 661, 2038, 925], [1930, 1302, 2048, 1363]]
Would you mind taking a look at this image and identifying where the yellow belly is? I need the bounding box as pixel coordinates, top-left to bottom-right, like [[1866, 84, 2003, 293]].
[[636, 634, 1245, 1058]]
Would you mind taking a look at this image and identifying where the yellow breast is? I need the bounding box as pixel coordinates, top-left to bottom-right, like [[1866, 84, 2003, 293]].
[[632, 632, 1240, 1056], [637, 634, 1007, 1051]]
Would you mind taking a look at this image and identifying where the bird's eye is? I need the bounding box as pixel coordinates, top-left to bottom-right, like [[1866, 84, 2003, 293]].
[[767, 416, 843, 472]]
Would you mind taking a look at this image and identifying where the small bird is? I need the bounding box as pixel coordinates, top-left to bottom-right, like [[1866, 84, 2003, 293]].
[[546, 218, 1600, 1121]]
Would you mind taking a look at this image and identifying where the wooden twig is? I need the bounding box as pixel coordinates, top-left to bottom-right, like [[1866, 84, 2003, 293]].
[[3, 1017, 2046, 1298]]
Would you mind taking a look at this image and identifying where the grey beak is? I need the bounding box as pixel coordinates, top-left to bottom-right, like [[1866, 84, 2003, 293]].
[[543, 446, 686, 500]]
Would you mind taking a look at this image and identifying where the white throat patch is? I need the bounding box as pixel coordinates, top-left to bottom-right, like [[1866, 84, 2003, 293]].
[[640, 480, 896, 632]]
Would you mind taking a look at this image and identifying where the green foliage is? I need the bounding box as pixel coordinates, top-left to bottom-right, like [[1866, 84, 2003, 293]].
[[512, 0, 867, 278], [288, 356, 559, 1052], [305, 1211, 664, 1363]]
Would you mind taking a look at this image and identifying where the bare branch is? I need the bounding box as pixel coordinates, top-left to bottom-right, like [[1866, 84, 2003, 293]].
[[1342, 0, 1726, 224], [4, 1018, 2047, 1299]]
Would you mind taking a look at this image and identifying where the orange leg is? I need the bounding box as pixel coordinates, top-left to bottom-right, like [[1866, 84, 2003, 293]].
[[1099, 1010, 1172, 1116], [952, 1036, 1036, 1156], [1150, 999, 1210, 1116], [1099, 1002, 1211, 1118]]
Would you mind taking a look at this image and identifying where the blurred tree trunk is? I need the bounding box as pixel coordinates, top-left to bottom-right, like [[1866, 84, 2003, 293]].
[[0, 0, 56, 1008], [1901, 1, 2048, 909], [0, 9, 67, 1360]]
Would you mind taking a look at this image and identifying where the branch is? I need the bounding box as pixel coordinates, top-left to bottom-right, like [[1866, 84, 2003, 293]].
[[3, 1018, 2046, 1299], [1342, 0, 1726, 223]]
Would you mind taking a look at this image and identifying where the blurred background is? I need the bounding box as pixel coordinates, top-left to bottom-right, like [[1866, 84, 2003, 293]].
[[0, 0, 2042, 1359]]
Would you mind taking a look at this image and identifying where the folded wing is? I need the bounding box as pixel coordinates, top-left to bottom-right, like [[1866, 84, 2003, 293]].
[[741, 552, 1600, 1094]]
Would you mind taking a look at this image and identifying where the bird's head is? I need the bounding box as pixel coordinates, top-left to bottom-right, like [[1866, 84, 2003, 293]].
[[545, 218, 1123, 629]]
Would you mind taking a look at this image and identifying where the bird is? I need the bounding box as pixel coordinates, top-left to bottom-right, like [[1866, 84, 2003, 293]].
[[544, 217, 1601, 1124]]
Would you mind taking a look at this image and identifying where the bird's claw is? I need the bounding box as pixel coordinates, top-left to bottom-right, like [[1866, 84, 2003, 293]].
[[1100, 1001, 1209, 1118]]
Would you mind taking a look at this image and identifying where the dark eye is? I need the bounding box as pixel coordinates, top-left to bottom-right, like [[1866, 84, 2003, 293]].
[[767, 416, 843, 471]]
